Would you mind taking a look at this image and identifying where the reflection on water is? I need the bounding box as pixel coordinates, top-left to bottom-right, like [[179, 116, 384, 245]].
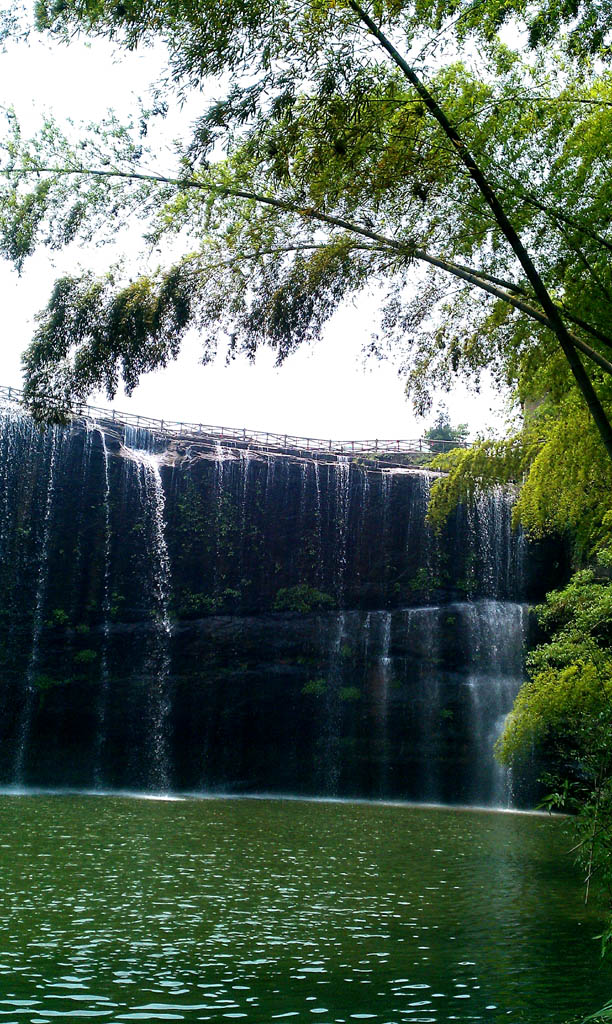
[[0, 795, 609, 1023]]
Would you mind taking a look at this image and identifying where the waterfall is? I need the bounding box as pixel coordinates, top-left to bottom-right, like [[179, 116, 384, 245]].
[[13, 426, 61, 784], [334, 457, 351, 600], [320, 611, 346, 794], [240, 449, 253, 585], [463, 601, 527, 807], [297, 460, 309, 542], [123, 435, 173, 792], [379, 470, 394, 591], [373, 610, 392, 795], [358, 466, 370, 540], [402, 605, 443, 802], [0, 405, 539, 805], [313, 460, 324, 585], [465, 486, 523, 600], [94, 427, 112, 787], [68, 422, 96, 619], [0, 408, 28, 563], [213, 442, 227, 594]]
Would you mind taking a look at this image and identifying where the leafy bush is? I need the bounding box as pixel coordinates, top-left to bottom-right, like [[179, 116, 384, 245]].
[[339, 686, 361, 702], [302, 678, 327, 696], [498, 570, 612, 956], [48, 608, 69, 627], [73, 648, 97, 664], [274, 584, 336, 613]]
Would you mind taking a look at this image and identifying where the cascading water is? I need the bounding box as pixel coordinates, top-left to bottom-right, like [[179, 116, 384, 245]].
[[69, 422, 96, 620], [463, 600, 528, 806], [402, 604, 443, 802], [320, 611, 347, 794], [312, 459, 324, 585], [239, 449, 253, 585], [373, 610, 392, 796], [0, 406, 543, 805], [13, 425, 60, 784], [123, 430, 173, 791], [334, 457, 351, 600], [94, 426, 112, 787]]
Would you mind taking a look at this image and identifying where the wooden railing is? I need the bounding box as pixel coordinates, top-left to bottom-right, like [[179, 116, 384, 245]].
[[0, 384, 468, 457]]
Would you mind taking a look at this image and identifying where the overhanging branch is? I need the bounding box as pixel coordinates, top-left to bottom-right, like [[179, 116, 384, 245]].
[[347, 0, 612, 461], [5, 164, 612, 378]]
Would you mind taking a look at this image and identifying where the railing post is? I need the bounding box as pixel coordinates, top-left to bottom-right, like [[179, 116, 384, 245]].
[[375, 439, 378, 452], [7, 387, 11, 401]]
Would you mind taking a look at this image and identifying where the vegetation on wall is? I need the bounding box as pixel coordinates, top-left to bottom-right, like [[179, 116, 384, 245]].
[[273, 584, 336, 613]]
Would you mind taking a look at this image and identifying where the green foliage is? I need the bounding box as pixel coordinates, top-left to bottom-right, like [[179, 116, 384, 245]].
[[48, 607, 69, 626], [428, 398, 612, 559], [408, 567, 432, 592], [423, 404, 469, 453], [499, 570, 612, 764], [302, 677, 327, 696], [73, 648, 97, 664], [339, 685, 361, 702], [176, 591, 219, 617], [498, 570, 612, 958], [584, 994, 612, 1022], [2, 0, 612, 466], [175, 587, 241, 617], [109, 591, 125, 620], [273, 584, 336, 613], [33, 672, 68, 692]]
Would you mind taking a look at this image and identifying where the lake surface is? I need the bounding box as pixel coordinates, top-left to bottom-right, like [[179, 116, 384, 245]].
[[0, 794, 609, 1023]]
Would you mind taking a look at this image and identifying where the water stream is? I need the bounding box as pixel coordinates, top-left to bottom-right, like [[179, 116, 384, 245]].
[[13, 426, 60, 783]]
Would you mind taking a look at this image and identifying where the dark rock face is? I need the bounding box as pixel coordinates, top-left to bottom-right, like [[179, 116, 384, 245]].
[[0, 408, 559, 805]]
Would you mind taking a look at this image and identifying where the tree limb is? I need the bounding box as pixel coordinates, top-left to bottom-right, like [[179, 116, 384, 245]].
[[348, 0, 612, 462], [5, 166, 612, 380]]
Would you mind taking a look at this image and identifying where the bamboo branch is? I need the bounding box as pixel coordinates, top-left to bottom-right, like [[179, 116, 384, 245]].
[[348, 0, 612, 462], [5, 165, 612, 377]]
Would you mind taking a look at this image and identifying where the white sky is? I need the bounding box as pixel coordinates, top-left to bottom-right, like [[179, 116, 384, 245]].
[[0, 29, 512, 440]]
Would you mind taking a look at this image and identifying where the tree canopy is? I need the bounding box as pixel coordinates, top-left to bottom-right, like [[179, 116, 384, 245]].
[[2, 0, 612, 541], [423, 404, 468, 451]]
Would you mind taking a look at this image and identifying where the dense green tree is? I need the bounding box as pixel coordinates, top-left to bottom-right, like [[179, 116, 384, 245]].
[[423, 404, 468, 452], [498, 569, 612, 964], [2, 0, 612, 474]]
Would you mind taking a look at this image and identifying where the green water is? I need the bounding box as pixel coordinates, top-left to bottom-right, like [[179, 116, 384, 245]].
[[0, 795, 609, 1023]]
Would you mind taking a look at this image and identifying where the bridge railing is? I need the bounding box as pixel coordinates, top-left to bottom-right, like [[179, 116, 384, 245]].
[[0, 384, 469, 456]]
